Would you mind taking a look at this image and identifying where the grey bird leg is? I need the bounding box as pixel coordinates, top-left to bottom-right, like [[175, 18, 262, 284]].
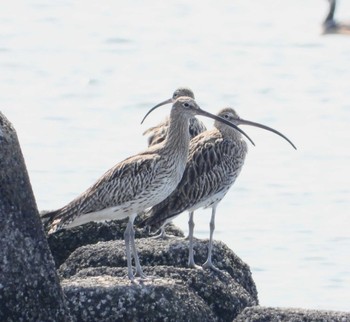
[[152, 218, 175, 239], [202, 205, 220, 271], [158, 225, 167, 238], [124, 217, 135, 280], [128, 214, 146, 278], [152, 224, 168, 239], [188, 211, 199, 268]]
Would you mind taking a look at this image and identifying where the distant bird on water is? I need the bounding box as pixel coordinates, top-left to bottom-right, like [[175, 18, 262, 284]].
[[143, 88, 207, 147], [142, 107, 296, 270], [323, 0, 350, 35], [41, 97, 252, 281]]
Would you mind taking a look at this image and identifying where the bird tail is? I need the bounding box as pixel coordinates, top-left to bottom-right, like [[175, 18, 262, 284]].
[[137, 205, 178, 234], [40, 209, 61, 233], [138, 208, 159, 230]]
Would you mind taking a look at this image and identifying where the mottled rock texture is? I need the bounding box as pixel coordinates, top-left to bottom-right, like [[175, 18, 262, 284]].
[[0, 112, 70, 321], [68, 265, 256, 321], [62, 275, 218, 322], [57, 237, 258, 321], [59, 237, 258, 299], [44, 215, 183, 267], [50, 216, 350, 322], [234, 306, 350, 322]]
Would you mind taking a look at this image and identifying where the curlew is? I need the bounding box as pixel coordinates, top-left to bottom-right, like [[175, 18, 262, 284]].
[[143, 88, 207, 147], [142, 87, 207, 238], [142, 107, 296, 270], [322, 0, 350, 35], [41, 98, 253, 280]]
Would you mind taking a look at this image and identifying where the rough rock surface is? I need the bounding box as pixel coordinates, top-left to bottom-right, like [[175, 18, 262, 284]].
[[54, 221, 350, 322], [59, 237, 258, 300], [234, 306, 350, 322], [44, 214, 184, 267], [0, 112, 70, 321], [58, 237, 258, 321], [68, 265, 257, 321], [62, 275, 218, 322]]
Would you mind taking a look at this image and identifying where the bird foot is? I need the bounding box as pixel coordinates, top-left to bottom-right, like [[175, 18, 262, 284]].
[[184, 235, 198, 241], [126, 268, 147, 282], [128, 275, 150, 284], [188, 262, 202, 270], [134, 269, 148, 279], [202, 261, 221, 272], [151, 232, 173, 240], [126, 267, 160, 283], [127, 273, 136, 282], [137, 275, 160, 284]]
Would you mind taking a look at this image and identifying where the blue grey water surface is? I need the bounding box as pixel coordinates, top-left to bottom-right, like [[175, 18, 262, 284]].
[[1, 0, 349, 311]]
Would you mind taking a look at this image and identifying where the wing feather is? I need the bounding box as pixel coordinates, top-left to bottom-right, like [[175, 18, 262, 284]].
[[144, 130, 247, 228], [45, 151, 162, 229]]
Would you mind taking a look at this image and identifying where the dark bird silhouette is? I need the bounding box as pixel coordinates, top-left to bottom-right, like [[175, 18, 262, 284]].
[[323, 0, 350, 35]]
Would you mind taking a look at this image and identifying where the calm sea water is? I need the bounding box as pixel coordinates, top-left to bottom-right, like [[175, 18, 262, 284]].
[[1, 0, 349, 312]]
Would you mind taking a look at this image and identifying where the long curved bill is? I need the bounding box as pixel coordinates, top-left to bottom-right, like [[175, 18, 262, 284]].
[[197, 109, 255, 146], [141, 101, 255, 146], [141, 98, 173, 124], [237, 118, 296, 150]]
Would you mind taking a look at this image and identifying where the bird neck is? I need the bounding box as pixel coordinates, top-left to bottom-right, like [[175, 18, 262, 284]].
[[325, 0, 336, 24], [218, 124, 242, 142], [163, 109, 191, 160]]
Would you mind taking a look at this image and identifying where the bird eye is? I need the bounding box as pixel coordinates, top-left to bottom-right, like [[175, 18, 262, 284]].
[[183, 102, 190, 108], [224, 114, 229, 119]]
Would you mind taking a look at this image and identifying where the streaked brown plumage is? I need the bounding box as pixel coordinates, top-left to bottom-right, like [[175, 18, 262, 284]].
[[142, 107, 296, 270], [41, 98, 248, 280], [141, 87, 207, 238]]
